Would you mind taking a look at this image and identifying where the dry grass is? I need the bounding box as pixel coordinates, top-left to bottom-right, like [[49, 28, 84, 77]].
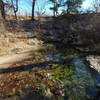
[[0, 20, 6, 34]]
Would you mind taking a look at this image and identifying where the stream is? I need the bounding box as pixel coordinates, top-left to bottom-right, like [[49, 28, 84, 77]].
[[72, 57, 100, 99], [0, 47, 99, 100], [46, 53, 100, 100]]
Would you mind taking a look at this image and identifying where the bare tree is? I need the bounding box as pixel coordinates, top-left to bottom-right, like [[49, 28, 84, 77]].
[[93, 0, 100, 12], [50, 0, 58, 17], [32, 0, 36, 20], [11, 0, 18, 20], [0, 0, 5, 19], [36, 0, 47, 20]]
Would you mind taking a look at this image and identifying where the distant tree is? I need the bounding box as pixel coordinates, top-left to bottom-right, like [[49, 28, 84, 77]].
[[32, 0, 36, 20], [93, 0, 100, 12], [49, 0, 84, 16], [49, 0, 60, 17], [4, 1, 13, 16], [36, 0, 47, 16], [0, 0, 5, 19], [11, 0, 18, 20], [65, 0, 84, 14]]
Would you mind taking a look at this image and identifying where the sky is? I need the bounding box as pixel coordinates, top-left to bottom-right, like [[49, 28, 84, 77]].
[[82, 0, 94, 10], [18, 0, 53, 15], [18, 0, 94, 15]]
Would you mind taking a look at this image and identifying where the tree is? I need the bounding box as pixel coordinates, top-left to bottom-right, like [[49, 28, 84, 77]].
[[93, 0, 100, 12], [65, 0, 84, 14], [49, 0, 84, 16], [36, 0, 47, 16], [11, 0, 18, 20], [32, 0, 36, 20], [50, 0, 60, 17], [0, 0, 5, 19]]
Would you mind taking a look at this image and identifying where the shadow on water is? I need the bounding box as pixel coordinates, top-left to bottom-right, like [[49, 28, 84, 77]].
[[72, 57, 100, 100], [84, 58, 100, 100]]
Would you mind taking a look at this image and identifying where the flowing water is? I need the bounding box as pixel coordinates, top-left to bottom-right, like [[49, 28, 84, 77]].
[[46, 53, 100, 100]]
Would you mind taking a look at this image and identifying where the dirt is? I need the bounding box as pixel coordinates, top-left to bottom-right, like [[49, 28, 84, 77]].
[[0, 46, 40, 69]]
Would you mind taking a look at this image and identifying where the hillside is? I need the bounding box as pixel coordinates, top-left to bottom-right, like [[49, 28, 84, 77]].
[[0, 13, 100, 55], [0, 13, 100, 100]]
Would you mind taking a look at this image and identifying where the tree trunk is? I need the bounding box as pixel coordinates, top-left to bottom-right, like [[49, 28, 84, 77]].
[[0, 0, 5, 20], [11, 0, 18, 20], [32, 0, 36, 20], [53, 2, 56, 17]]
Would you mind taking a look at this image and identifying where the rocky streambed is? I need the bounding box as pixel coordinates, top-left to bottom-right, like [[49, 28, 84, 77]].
[[86, 56, 100, 99], [0, 44, 100, 100], [72, 57, 100, 100], [45, 52, 100, 100]]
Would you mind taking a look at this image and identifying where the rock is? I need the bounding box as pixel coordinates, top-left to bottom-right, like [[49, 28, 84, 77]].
[[87, 56, 100, 73]]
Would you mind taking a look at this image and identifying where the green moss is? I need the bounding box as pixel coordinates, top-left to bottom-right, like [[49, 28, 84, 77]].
[[38, 44, 57, 54], [32, 51, 44, 61], [50, 64, 75, 84]]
